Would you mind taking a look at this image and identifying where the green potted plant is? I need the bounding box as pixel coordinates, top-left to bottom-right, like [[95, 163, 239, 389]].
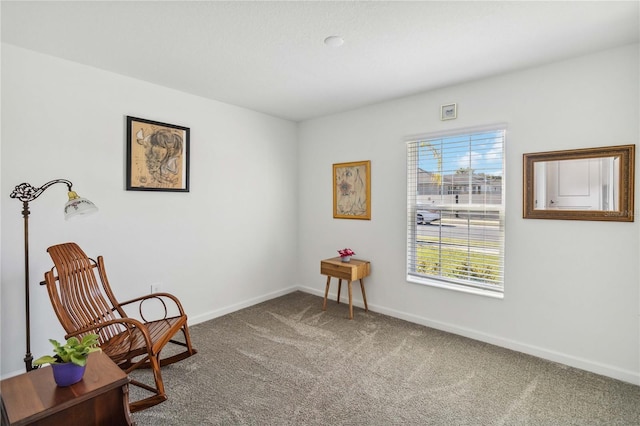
[[33, 334, 101, 386]]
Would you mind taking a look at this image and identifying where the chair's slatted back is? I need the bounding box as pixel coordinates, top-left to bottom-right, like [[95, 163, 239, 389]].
[[45, 243, 125, 343]]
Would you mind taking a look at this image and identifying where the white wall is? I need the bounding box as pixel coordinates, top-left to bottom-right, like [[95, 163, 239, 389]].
[[2, 42, 638, 385], [297, 44, 640, 384], [1, 44, 298, 376]]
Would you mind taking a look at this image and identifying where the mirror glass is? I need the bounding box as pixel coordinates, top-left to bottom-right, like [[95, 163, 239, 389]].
[[533, 156, 619, 211], [523, 145, 634, 221]]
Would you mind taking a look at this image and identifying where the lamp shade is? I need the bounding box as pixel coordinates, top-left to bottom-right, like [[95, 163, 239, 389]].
[[64, 191, 98, 220]]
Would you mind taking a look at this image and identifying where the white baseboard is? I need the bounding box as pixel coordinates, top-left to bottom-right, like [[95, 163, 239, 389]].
[[9, 286, 632, 385], [188, 286, 299, 325], [297, 285, 640, 386]]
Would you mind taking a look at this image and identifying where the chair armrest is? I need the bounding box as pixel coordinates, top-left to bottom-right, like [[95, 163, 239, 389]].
[[118, 292, 188, 317]]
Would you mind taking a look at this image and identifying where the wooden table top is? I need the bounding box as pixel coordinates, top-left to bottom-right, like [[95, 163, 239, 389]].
[[1, 352, 128, 425]]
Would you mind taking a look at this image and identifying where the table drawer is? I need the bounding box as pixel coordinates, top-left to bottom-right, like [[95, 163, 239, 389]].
[[321, 260, 368, 281]]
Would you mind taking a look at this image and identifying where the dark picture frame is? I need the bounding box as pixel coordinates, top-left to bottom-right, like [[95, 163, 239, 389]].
[[126, 116, 190, 192]]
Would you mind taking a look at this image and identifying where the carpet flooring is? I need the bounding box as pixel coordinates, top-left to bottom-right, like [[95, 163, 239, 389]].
[[130, 291, 640, 425]]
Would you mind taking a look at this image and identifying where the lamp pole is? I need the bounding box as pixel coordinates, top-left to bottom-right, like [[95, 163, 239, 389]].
[[10, 179, 75, 371]]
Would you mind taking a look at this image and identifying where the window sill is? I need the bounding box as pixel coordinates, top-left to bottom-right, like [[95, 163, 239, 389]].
[[407, 275, 504, 299]]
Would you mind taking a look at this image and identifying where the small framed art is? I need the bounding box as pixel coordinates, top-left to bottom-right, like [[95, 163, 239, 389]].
[[440, 103, 457, 120], [333, 160, 371, 220], [126, 116, 190, 192]]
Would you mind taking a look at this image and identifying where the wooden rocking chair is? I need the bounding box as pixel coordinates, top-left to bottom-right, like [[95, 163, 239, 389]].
[[42, 242, 197, 413]]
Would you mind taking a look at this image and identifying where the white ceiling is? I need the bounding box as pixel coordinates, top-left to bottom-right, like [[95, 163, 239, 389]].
[[2, 1, 639, 122]]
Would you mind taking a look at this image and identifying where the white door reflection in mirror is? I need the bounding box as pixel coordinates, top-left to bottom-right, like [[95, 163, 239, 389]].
[[534, 156, 619, 211]]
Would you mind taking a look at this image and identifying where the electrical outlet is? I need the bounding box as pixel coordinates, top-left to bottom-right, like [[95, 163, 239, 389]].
[[150, 283, 162, 294]]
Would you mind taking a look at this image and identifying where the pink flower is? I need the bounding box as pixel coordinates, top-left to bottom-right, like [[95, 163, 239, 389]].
[[338, 248, 355, 257]]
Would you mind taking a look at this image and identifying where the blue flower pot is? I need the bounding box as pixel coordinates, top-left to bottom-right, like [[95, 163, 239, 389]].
[[51, 362, 86, 387]]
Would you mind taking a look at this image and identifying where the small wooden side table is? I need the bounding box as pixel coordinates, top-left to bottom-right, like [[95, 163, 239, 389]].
[[1, 351, 132, 426], [321, 257, 371, 319]]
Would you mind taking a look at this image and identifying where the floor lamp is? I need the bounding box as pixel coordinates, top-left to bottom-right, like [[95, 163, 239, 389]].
[[10, 179, 98, 372]]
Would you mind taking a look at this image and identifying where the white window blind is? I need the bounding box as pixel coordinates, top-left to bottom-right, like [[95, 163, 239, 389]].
[[406, 126, 505, 295]]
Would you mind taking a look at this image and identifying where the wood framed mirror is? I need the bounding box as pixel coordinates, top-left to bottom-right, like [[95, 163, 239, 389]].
[[523, 144, 635, 221]]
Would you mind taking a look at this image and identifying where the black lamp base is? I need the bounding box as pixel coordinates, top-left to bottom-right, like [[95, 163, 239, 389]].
[[24, 352, 37, 372]]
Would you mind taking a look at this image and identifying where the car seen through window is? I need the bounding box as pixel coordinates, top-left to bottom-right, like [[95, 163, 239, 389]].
[[416, 209, 440, 224]]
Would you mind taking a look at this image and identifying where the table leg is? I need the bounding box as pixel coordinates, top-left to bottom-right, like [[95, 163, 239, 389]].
[[337, 279, 342, 304], [322, 276, 331, 311], [360, 278, 368, 312], [348, 280, 354, 319]]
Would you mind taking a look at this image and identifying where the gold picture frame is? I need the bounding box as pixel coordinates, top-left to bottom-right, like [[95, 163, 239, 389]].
[[333, 160, 371, 220], [523, 144, 635, 221]]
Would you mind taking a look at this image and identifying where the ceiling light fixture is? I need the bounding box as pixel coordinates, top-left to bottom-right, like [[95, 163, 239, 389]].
[[324, 36, 344, 47]]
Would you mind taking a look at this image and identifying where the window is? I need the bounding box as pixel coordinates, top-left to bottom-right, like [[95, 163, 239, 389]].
[[406, 125, 505, 297]]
